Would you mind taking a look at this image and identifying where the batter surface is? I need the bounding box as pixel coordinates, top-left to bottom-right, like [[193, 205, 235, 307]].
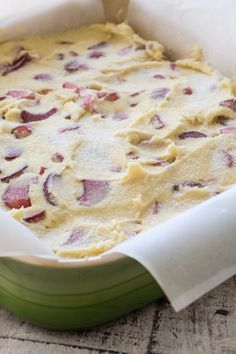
[[0, 23, 236, 257]]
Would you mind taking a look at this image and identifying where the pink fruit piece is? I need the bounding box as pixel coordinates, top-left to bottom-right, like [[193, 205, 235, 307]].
[[223, 149, 234, 168], [220, 127, 236, 135], [64, 61, 89, 73], [151, 88, 170, 99], [24, 210, 46, 223], [12, 125, 32, 139], [110, 166, 122, 173], [179, 131, 207, 139], [21, 107, 57, 122], [7, 90, 35, 99], [1, 165, 28, 183], [5, 147, 22, 161], [34, 73, 52, 81], [153, 74, 165, 79], [51, 152, 64, 163], [152, 201, 159, 214], [183, 87, 193, 95], [62, 82, 82, 94], [220, 99, 236, 112], [126, 151, 139, 160], [59, 125, 80, 133], [89, 51, 105, 59], [69, 50, 79, 57], [151, 114, 165, 129], [88, 41, 107, 50], [78, 180, 110, 207], [2, 53, 32, 76], [82, 95, 96, 112], [56, 53, 65, 60], [2, 185, 31, 209], [118, 45, 132, 56], [39, 166, 46, 175], [104, 92, 120, 102], [0, 96, 6, 101], [112, 112, 128, 121], [61, 228, 84, 247], [43, 173, 60, 206]]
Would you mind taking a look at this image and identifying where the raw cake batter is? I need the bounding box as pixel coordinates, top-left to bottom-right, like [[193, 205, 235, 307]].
[[0, 23, 236, 258]]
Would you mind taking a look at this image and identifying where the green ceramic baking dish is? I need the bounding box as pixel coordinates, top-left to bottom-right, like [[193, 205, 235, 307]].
[[0, 254, 163, 329]]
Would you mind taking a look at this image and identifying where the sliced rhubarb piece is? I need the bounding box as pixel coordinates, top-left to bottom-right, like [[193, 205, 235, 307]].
[[5, 147, 22, 161], [151, 114, 165, 129], [152, 201, 159, 214], [2, 185, 31, 209], [82, 95, 96, 112], [2, 53, 32, 76], [110, 166, 122, 173], [69, 50, 79, 57], [1, 165, 28, 183], [34, 73, 52, 81], [43, 173, 60, 206], [220, 127, 236, 135], [223, 149, 234, 168], [39, 166, 46, 175], [24, 210, 46, 223], [105, 92, 120, 101], [64, 61, 89, 73], [78, 180, 110, 207], [88, 41, 107, 50], [118, 45, 132, 56], [153, 74, 165, 79], [7, 90, 35, 99], [179, 131, 207, 139], [0, 96, 6, 101], [89, 51, 105, 59], [59, 125, 80, 133], [183, 87, 193, 95], [56, 53, 65, 60], [51, 152, 64, 163], [62, 81, 82, 94], [220, 99, 236, 112], [151, 88, 170, 99], [21, 108, 57, 122], [61, 228, 84, 247], [12, 125, 32, 139], [112, 112, 128, 121]]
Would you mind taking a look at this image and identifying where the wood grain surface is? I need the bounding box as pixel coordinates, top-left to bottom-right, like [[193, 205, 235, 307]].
[[0, 276, 235, 354]]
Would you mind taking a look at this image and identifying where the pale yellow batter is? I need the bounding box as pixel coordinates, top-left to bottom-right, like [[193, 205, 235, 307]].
[[0, 23, 236, 258]]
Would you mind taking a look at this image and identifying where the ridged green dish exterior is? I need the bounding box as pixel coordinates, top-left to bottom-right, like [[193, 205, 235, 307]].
[[0, 256, 163, 329]]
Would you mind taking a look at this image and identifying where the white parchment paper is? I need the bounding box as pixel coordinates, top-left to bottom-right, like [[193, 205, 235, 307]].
[[0, 0, 236, 311]]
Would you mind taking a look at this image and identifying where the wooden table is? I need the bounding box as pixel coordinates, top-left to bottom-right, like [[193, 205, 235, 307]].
[[0, 276, 235, 354]]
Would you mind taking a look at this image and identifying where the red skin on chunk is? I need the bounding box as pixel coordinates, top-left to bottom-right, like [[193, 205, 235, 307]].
[[43, 174, 60, 206], [89, 51, 105, 59], [151, 115, 165, 129], [21, 108, 57, 123], [3, 185, 31, 209], [64, 61, 89, 73], [24, 211, 46, 223], [51, 152, 64, 163], [183, 87, 193, 95], [12, 125, 32, 139], [34, 73, 53, 81], [7, 90, 35, 99], [220, 99, 236, 112], [2, 53, 32, 76], [223, 149, 234, 168], [1, 165, 28, 183], [179, 131, 207, 139]]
